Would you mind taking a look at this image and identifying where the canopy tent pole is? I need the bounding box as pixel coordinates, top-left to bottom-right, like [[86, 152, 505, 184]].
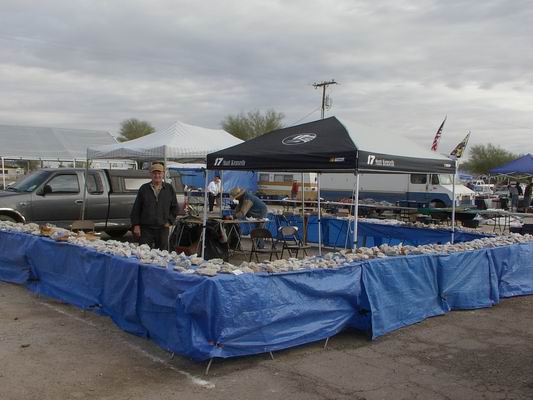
[[451, 161, 457, 244], [301, 173, 305, 215], [353, 172, 360, 251], [1, 157, 5, 190], [220, 170, 224, 218], [164, 146, 168, 183], [317, 172, 322, 256], [345, 174, 358, 249], [81, 149, 89, 220], [201, 170, 209, 260]]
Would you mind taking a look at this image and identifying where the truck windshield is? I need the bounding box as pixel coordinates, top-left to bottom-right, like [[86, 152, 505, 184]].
[[9, 170, 51, 192], [438, 174, 454, 185]]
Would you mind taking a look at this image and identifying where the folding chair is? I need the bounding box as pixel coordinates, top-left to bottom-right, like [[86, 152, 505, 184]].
[[249, 228, 281, 262], [70, 220, 95, 233], [277, 226, 310, 258]]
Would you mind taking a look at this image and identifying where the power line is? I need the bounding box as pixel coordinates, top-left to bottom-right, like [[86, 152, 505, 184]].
[[290, 106, 321, 125]]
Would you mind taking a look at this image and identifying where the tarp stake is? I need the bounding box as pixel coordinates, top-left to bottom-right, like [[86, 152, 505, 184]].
[[204, 358, 214, 376]]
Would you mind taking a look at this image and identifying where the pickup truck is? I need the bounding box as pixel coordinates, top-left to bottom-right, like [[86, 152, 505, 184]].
[[0, 168, 185, 237]]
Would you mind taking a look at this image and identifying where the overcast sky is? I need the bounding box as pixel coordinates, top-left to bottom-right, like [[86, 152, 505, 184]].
[[0, 0, 531, 156]]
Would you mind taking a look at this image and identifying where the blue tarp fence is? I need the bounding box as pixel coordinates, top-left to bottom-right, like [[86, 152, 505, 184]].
[[1, 230, 532, 361], [260, 213, 488, 247]]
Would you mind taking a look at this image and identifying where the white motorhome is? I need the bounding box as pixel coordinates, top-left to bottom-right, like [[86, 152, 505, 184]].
[[320, 173, 475, 208], [256, 172, 318, 200]]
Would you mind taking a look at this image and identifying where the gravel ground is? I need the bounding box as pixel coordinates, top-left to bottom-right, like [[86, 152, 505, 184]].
[[1, 281, 532, 400]]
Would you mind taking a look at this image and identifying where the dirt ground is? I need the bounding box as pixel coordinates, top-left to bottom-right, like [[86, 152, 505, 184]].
[[1, 281, 532, 400]]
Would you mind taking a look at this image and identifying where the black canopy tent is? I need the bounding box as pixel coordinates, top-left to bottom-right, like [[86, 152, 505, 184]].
[[203, 117, 458, 256]]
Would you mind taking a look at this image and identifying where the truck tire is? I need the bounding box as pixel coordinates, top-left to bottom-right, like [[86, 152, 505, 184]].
[[430, 200, 446, 208], [105, 229, 129, 238], [0, 214, 17, 223]]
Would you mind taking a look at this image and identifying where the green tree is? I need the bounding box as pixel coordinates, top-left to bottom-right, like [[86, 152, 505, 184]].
[[460, 143, 520, 176], [221, 109, 285, 140], [117, 118, 155, 142]]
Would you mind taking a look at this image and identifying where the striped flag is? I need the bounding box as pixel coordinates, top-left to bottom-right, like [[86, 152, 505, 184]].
[[450, 131, 471, 160], [430, 116, 447, 151]]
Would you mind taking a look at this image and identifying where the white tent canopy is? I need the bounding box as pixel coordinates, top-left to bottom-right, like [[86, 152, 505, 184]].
[[87, 121, 242, 161], [0, 124, 117, 161]]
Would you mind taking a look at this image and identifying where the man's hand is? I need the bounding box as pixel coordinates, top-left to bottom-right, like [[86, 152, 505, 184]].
[[164, 223, 171, 228], [133, 225, 141, 237]]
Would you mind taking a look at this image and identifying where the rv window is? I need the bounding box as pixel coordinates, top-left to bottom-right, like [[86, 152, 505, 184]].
[[274, 174, 292, 182], [410, 174, 427, 184], [259, 173, 270, 182], [431, 175, 439, 185]]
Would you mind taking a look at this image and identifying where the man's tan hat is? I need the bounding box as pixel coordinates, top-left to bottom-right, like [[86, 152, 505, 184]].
[[150, 163, 165, 173], [229, 187, 245, 199]]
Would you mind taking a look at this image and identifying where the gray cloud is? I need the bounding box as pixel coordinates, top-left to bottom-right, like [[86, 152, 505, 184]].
[[0, 0, 531, 156]]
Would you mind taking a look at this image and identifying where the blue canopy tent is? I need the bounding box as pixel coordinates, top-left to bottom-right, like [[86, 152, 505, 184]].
[[490, 153, 533, 179]]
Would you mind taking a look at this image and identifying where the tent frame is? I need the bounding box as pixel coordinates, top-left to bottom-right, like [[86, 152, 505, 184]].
[[200, 162, 458, 258]]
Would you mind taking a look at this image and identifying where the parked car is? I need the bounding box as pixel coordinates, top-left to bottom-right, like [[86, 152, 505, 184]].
[[0, 168, 185, 237]]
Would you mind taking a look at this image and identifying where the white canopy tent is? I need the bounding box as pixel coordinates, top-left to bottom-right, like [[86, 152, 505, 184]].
[[84, 120, 242, 219], [87, 120, 242, 163], [0, 124, 117, 189]]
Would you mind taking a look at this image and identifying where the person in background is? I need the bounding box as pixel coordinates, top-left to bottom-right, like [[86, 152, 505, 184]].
[[290, 180, 299, 209], [508, 182, 519, 212], [207, 175, 221, 212], [523, 178, 532, 211], [229, 187, 267, 219], [130, 163, 178, 250], [229, 187, 268, 248]]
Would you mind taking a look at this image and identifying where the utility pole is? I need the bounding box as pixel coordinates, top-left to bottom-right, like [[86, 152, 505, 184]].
[[313, 80, 338, 119]]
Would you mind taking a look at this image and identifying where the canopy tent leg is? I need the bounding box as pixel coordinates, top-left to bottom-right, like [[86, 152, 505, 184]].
[[323, 336, 330, 350], [81, 150, 89, 220], [301, 172, 305, 217], [451, 161, 457, 244], [353, 173, 360, 252], [345, 173, 358, 249], [220, 170, 224, 218], [317, 172, 322, 256], [201, 170, 209, 260], [1, 156, 5, 190], [269, 351, 275, 360]]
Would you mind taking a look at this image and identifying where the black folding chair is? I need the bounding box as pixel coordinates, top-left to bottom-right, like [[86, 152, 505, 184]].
[[277, 226, 310, 258], [249, 228, 281, 262]]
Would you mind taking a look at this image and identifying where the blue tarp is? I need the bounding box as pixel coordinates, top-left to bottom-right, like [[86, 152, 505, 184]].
[[490, 153, 533, 175], [266, 214, 488, 247], [169, 167, 258, 193], [1, 230, 532, 361]]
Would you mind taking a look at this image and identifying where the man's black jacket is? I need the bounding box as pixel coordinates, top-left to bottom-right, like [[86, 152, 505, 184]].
[[130, 182, 178, 228]]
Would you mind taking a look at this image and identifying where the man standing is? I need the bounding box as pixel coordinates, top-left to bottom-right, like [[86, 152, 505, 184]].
[[207, 175, 221, 212], [131, 163, 178, 250]]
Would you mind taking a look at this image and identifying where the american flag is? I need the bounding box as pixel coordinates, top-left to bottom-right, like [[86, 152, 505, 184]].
[[430, 116, 447, 152], [450, 131, 471, 160]]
